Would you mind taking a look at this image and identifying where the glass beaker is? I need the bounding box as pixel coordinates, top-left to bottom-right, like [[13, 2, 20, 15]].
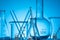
[[10, 21, 28, 40], [10, 22, 19, 40]]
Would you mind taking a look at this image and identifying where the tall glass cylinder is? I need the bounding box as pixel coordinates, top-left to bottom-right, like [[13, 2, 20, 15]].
[[0, 10, 7, 38]]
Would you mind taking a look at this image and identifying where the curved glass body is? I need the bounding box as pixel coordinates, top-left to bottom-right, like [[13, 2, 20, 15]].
[[37, 18, 51, 37], [30, 18, 52, 40]]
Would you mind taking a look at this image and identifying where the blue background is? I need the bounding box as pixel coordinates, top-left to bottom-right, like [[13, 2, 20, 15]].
[[0, 0, 60, 38]]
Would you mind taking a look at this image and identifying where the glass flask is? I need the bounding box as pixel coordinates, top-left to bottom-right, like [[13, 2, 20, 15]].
[[30, 0, 52, 40], [37, 18, 51, 39], [30, 18, 51, 40]]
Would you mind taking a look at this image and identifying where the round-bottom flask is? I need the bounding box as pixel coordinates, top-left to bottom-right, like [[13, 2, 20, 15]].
[[31, 18, 52, 40], [37, 18, 51, 39]]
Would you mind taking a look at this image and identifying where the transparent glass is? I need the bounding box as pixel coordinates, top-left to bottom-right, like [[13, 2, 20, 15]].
[[10, 21, 28, 40], [29, 18, 52, 40], [37, 18, 51, 36]]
